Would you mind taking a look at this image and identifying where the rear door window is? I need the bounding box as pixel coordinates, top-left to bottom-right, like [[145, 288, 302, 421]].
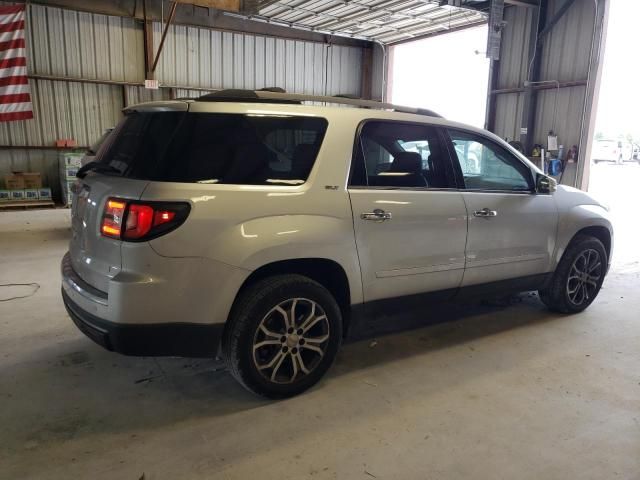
[[97, 112, 328, 185], [349, 121, 453, 189]]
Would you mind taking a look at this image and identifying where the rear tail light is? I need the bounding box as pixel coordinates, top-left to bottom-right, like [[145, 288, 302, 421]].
[[101, 198, 190, 241]]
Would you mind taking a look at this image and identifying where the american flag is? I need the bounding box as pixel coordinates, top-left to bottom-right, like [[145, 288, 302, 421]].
[[0, 4, 33, 122]]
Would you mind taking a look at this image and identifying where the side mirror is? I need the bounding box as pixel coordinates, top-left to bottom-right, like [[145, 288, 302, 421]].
[[536, 173, 557, 194]]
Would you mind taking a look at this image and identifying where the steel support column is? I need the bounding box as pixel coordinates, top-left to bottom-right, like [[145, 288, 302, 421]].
[[520, 0, 548, 155]]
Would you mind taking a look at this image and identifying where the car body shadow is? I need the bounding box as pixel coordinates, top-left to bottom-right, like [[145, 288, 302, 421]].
[[0, 292, 564, 456]]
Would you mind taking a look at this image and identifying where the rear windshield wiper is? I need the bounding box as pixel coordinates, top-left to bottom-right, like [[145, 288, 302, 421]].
[[77, 161, 123, 179]]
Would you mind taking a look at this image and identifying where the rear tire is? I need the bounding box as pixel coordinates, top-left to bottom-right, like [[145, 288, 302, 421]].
[[222, 274, 342, 398], [539, 235, 607, 313]]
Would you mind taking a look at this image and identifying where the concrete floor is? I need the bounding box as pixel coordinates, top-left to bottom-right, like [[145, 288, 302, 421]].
[[1, 164, 639, 480]]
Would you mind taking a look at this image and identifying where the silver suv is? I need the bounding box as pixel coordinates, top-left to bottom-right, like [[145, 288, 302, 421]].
[[61, 90, 613, 398]]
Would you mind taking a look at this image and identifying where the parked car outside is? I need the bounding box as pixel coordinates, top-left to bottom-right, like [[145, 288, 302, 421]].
[[62, 90, 613, 398], [592, 139, 634, 164]]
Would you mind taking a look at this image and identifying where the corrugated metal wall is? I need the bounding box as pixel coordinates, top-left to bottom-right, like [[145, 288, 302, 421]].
[[492, 5, 531, 142], [371, 43, 386, 102], [26, 4, 145, 83], [152, 23, 362, 95], [491, 0, 606, 187], [1, 2, 365, 201]]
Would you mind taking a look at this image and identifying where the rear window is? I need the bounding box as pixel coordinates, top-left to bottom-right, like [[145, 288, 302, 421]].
[[96, 112, 328, 186]]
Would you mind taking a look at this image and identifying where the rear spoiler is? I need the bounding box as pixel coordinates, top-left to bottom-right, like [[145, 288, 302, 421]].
[[124, 101, 190, 114]]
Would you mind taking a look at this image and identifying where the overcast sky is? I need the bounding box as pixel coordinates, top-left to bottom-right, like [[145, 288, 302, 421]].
[[390, 25, 490, 128], [595, 0, 639, 139], [391, 3, 636, 139]]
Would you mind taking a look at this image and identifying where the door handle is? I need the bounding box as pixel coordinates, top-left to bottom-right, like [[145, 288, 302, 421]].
[[473, 208, 498, 218], [361, 209, 392, 222]]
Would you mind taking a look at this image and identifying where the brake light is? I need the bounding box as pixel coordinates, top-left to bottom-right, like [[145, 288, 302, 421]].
[[101, 199, 126, 238], [101, 198, 190, 241]]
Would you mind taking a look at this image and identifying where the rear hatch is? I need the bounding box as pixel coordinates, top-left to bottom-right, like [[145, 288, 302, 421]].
[[68, 99, 328, 290], [69, 101, 189, 292]]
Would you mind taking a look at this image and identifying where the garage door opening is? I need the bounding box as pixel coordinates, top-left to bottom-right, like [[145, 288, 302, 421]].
[[388, 25, 490, 128], [589, 0, 640, 267]]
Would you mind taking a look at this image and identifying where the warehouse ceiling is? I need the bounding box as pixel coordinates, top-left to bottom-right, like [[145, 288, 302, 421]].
[[244, 0, 489, 44]]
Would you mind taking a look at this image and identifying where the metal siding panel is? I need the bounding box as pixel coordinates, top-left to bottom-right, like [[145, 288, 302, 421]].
[[497, 6, 531, 89], [54, 81, 72, 140], [275, 38, 286, 90], [255, 36, 265, 90], [315, 43, 326, 96], [541, 0, 594, 83], [63, 9, 81, 78], [210, 30, 222, 88], [175, 25, 188, 86], [23, 5, 144, 81], [233, 33, 244, 88], [187, 26, 200, 87], [68, 81, 88, 146], [122, 16, 143, 82], [264, 37, 274, 88], [371, 43, 384, 101], [0, 79, 123, 148], [285, 39, 296, 93], [494, 92, 524, 142], [244, 34, 255, 90], [83, 83, 100, 145], [78, 12, 98, 79], [222, 32, 234, 88], [303, 42, 314, 95], [294, 41, 304, 94], [93, 14, 111, 80], [199, 29, 212, 88], [27, 4, 48, 75], [175, 88, 213, 98], [46, 7, 66, 76], [125, 86, 170, 106], [534, 85, 586, 151]]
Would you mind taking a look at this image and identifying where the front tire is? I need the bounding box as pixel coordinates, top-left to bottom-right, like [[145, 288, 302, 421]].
[[539, 235, 607, 313], [222, 274, 342, 398]]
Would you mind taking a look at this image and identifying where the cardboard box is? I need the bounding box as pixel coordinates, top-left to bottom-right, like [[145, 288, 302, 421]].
[[38, 187, 52, 201], [0, 190, 9, 201], [10, 190, 25, 201], [24, 189, 39, 201], [22, 172, 42, 189], [5, 174, 25, 190]]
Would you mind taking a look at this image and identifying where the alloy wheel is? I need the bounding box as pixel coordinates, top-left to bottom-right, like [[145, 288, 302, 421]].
[[566, 248, 603, 306], [252, 298, 330, 384]]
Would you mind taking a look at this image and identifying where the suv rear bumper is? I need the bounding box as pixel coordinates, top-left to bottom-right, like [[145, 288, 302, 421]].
[[62, 288, 222, 357]]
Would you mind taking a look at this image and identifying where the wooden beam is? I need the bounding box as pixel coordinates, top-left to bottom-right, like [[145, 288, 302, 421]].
[[151, 1, 178, 75], [10, 0, 370, 48], [175, 0, 239, 11], [142, 0, 154, 79]]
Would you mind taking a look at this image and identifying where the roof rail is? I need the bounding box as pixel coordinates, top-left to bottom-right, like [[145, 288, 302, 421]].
[[196, 89, 442, 118]]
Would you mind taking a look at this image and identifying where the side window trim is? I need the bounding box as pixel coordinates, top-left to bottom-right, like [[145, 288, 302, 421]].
[[444, 127, 536, 193], [347, 119, 458, 190]]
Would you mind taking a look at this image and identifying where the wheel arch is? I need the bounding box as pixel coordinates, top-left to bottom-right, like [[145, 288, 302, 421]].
[[572, 226, 612, 260], [227, 258, 353, 337]]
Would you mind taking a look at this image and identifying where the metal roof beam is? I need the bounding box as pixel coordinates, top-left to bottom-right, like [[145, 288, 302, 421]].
[[504, 0, 539, 6]]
